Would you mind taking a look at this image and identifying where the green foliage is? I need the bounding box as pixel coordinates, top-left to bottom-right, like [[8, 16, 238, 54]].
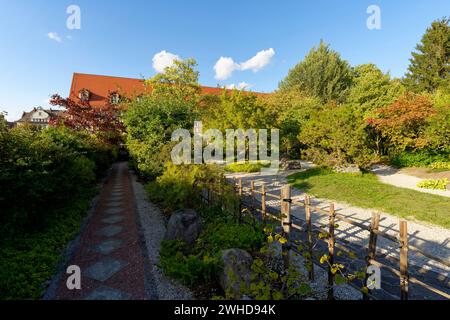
[[299, 104, 375, 167], [288, 168, 450, 228], [224, 161, 271, 173], [348, 64, 405, 114], [0, 178, 96, 299], [279, 41, 353, 103], [200, 90, 273, 131], [159, 240, 219, 286], [268, 90, 323, 156], [404, 17, 450, 93], [147, 163, 230, 213], [429, 161, 450, 170], [198, 222, 266, 253], [0, 125, 115, 231], [391, 150, 449, 168], [122, 95, 195, 179], [123, 58, 200, 179], [417, 178, 449, 190]]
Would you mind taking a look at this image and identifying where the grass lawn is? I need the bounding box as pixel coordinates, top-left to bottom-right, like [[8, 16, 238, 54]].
[[0, 188, 96, 300], [287, 168, 450, 229]]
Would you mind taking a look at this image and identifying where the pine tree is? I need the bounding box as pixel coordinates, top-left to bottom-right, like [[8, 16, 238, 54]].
[[404, 17, 450, 93], [279, 41, 353, 103]]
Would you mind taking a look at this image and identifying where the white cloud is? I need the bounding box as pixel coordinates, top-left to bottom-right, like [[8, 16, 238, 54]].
[[152, 50, 180, 73], [214, 48, 275, 80], [226, 82, 252, 90], [240, 48, 275, 72], [47, 32, 62, 43], [214, 57, 240, 80]]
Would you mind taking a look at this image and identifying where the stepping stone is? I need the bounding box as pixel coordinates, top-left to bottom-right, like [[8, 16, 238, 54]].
[[105, 208, 125, 215], [101, 215, 124, 224], [84, 286, 131, 300], [96, 225, 123, 237], [105, 201, 124, 208], [91, 239, 124, 255], [83, 286, 131, 300], [84, 258, 128, 282]]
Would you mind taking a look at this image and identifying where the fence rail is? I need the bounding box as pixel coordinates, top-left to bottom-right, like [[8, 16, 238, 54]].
[[205, 177, 450, 300]]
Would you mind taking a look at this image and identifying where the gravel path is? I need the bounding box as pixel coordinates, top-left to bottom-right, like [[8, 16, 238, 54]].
[[372, 164, 450, 198], [131, 169, 193, 300], [227, 169, 450, 299]]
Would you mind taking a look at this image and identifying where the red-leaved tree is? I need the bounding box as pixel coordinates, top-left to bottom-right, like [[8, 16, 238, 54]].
[[49, 92, 125, 144], [367, 92, 436, 153]]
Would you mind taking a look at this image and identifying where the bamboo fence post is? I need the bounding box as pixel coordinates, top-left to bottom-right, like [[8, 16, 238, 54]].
[[250, 180, 255, 214], [305, 195, 314, 281], [261, 184, 266, 225], [281, 185, 292, 270], [399, 219, 409, 300], [238, 178, 243, 223], [327, 203, 336, 300], [363, 212, 380, 300]]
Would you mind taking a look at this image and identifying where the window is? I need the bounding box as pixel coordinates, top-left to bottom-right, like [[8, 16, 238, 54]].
[[110, 93, 120, 105], [78, 89, 90, 102]]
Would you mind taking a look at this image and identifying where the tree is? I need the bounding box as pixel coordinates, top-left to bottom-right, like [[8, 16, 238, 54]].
[[147, 58, 201, 101], [122, 58, 199, 179], [367, 93, 437, 154], [267, 89, 323, 157], [279, 41, 354, 103], [404, 17, 450, 93], [49, 92, 124, 144], [348, 64, 404, 114], [299, 105, 374, 168]]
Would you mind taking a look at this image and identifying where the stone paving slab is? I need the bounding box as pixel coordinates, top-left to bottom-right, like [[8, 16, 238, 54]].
[[84, 286, 132, 300], [104, 207, 125, 215], [84, 258, 128, 282], [96, 225, 123, 237], [91, 239, 124, 255], [101, 215, 125, 224]]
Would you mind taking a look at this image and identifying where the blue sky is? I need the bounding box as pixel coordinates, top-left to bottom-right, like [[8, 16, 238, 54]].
[[0, 0, 449, 121]]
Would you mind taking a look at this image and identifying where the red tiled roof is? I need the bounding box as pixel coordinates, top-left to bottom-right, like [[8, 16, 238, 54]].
[[69, 73, 268, 106]]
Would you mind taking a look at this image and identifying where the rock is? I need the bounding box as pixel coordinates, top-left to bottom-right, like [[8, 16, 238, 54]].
[[280, 158, 302, 170], [333, 164, 361, 174], [220, 249, 253, 298], [165, 209, 201, 245]]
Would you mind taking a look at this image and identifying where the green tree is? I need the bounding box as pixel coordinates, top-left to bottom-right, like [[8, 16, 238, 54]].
[[123, 58, 199, 179], [404, 17, 450, 93], [268, 90, 323, 157], [299, 105, 374, 167], [147, 58, 201, 100], [279, 41, 353, 103], [348, 64, 404, 114]]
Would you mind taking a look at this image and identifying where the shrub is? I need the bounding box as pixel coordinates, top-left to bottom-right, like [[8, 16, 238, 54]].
[[391, 150, 449, 168], [159, 240, 220, 286], [299, 104, 375, 168], [147, 162, 234, 213], [417, 178, 449, 190], [0, 125, 115, 232], [224, 161, 271, 173], [429, 162, 450, 170], [198, 221, 266, 253]]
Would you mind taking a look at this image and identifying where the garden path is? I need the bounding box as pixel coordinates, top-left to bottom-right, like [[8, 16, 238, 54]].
[[227, 170, 450, 299], [371, 164, 450, 198]]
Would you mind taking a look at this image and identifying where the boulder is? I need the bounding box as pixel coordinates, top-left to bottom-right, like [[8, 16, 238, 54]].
[[220, 249, 253, 298], [165, 209, 201, 245], [333, 164, 361, 174], [280, 158, 303, 171]]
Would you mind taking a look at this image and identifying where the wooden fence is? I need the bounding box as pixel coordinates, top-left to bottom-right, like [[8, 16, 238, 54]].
[[203, 178, 450, 300]]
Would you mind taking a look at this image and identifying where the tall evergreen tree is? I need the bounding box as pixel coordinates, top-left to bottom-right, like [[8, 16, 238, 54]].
[[404, 17, 450, 93], [279, 41, 353, 103]]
